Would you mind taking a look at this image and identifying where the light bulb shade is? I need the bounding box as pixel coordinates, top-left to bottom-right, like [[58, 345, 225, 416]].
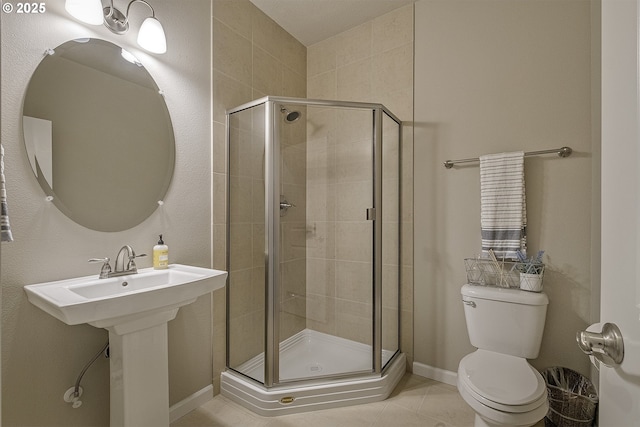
[[137, 17, 167, 54], [65, 0, 103, 25]]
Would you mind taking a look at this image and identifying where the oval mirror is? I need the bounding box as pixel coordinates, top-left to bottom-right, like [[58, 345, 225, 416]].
[[22, 38, 175, 232]]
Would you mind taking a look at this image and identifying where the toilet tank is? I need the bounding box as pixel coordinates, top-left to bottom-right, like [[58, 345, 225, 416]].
[[461, 284, 549, 358]]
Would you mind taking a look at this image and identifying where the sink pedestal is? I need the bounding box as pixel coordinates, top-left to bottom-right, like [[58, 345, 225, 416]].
[[102, 308, 181, 427], [23, 264, 228, 427]]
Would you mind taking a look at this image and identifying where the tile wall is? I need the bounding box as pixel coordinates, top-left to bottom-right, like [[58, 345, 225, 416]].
[[306, 5, 415, 367], [212, 0, 306, 391], [304, 106, 375, 344]]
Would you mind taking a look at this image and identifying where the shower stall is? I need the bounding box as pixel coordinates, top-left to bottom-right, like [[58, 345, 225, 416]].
[[221, 96, 404, 415]]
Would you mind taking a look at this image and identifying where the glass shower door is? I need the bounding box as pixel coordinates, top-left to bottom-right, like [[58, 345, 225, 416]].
[[381, 111, 401, 369], [276, 103, 375, 383], [227, 103, 267, 384]]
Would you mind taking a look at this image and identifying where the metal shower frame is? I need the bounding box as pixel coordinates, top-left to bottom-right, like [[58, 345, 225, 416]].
[[225, 96, 402, 388]]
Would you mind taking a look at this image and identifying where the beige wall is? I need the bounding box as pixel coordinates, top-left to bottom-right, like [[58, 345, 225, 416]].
[[212, 0, 306, 390], [0, 1, 213, 425], [414, 0, 597, 377], [306, 4, 415, 366]]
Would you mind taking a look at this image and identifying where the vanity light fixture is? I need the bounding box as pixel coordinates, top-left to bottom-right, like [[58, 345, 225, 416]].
[[64, 0, 167, 54], [65, 0, 103, 25]]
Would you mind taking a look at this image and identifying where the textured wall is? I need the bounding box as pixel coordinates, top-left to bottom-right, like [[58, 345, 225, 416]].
[[0, 1, 213, 425], [413, 0, 597, 377]]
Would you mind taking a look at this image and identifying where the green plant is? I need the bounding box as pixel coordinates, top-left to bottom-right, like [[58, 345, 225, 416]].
[[515, 250, 545, 275]]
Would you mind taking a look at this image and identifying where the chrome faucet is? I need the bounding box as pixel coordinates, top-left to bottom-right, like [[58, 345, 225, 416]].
[[89, 245, 147, 279], [114, 245, 136, 274]]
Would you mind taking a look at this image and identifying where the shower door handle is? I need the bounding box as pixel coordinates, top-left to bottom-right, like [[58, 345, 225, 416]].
[[366, 208, 376, 221]]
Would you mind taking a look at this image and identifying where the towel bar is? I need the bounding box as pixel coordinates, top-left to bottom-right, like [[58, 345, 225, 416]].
[[443, 146, 572, 169]]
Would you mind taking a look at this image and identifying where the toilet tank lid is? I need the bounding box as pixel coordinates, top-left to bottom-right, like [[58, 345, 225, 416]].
[[461, 284, 549, 306]]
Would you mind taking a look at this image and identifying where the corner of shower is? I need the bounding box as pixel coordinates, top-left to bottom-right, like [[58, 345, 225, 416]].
[[222, 96, 404, 416]]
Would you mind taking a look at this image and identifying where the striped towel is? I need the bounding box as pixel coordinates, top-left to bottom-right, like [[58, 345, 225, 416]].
[[1, 144, 14, 242], [479, 151, 525, 259]]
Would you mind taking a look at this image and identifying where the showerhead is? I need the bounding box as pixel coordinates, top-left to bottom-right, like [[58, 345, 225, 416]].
[[280, 107, 301, 123]]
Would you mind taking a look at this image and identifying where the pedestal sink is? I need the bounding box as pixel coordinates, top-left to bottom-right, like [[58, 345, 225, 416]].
[[24, 264, 227, 427]]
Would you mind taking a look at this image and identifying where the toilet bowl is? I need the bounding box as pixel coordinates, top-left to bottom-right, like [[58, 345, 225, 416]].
[[457, 284, 550, 427], [457, 350, 548, 427]]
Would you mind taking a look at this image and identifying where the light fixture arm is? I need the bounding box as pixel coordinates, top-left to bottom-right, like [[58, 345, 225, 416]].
[[65, 0, 166, 54], [125, 0, 156, 21], [104, 0, 116, 20], [104, 0, 157, 35]]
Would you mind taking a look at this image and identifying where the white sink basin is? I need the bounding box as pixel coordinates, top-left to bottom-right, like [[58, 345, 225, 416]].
[[25, 263, 227, 427], [24, 264, 227, 328]]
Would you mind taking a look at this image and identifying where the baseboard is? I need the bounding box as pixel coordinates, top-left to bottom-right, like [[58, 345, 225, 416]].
[[412, 361, 457, 387], [169, 384, 214, 423]]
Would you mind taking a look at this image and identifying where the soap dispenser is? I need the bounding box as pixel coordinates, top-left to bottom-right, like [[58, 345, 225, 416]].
[[153, 234, 169, 270]]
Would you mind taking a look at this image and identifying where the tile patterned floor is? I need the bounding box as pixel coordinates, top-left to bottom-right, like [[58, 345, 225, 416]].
[[171, 373, 546, 427]]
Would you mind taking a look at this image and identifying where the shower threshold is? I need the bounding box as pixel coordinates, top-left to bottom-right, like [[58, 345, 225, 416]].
[[221, 329, 406, 416]]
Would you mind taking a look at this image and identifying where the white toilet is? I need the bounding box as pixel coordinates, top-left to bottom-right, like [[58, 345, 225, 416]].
[[457, 284, 549, 427]]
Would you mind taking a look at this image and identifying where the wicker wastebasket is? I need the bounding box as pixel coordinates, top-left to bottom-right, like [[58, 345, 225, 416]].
[[542, 367, 598, 427]]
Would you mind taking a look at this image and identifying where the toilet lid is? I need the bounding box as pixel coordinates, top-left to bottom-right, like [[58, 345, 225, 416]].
[[458, 350, 547, 407]]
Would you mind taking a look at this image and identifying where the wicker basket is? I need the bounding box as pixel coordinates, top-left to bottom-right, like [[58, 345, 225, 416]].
[[542, 367, 598, 427], [519, 268, 545, 292], [464, 258, 520, 288]]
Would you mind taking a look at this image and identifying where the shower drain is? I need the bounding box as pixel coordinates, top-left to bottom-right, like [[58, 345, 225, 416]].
[[307, 363, 323, 373]]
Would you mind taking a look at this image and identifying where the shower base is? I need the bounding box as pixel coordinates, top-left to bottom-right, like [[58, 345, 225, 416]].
[[221, 329, 406, 416]]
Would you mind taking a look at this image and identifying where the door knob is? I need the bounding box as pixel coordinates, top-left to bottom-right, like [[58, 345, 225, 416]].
[[576, 322, 624, 366]]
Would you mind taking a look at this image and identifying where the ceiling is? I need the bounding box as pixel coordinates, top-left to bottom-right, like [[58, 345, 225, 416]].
[[249, 0, 415, 46]]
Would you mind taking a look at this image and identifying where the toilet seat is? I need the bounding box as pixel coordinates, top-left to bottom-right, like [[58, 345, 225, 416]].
[[458, 350, 547, 413], [458, 377, 549, 427]]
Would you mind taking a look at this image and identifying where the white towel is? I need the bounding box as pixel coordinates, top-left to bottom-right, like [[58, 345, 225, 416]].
[[1, 144, 14, 242], [479, 151, 525, 259]]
